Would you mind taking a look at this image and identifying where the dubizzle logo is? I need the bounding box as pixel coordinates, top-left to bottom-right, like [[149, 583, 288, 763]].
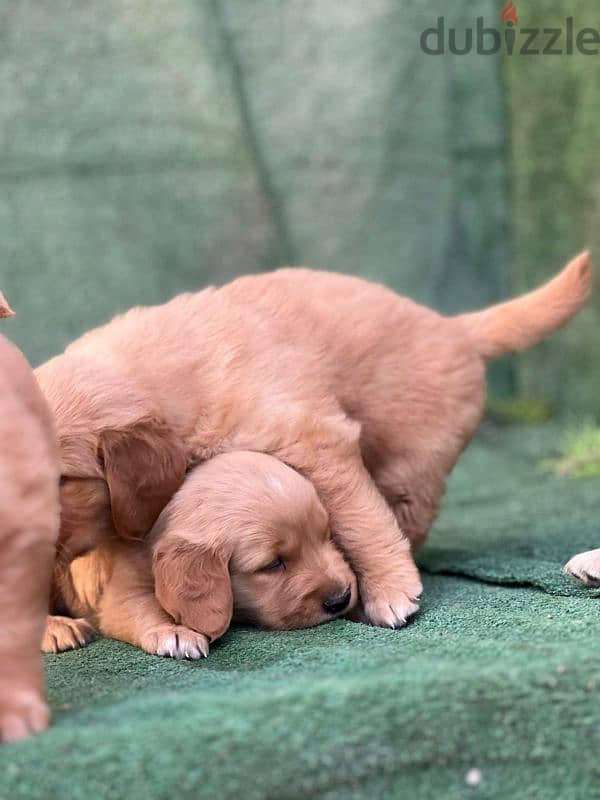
[[420, 2, 600, 56], [501, 1, 518, 26]]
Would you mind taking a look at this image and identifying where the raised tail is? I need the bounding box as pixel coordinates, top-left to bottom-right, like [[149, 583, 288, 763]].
[[0, 290, 14, 318], [456, 251, 592, 360]]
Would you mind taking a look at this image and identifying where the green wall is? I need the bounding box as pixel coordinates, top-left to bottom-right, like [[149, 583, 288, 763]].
[[505, 0, 600, 413], [0, 1, 510, 384], [4, 1, 598, 412]]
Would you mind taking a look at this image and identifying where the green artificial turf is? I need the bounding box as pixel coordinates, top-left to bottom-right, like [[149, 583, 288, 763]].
[[1, 424, 599, 800], [543, 424, 600, 479]]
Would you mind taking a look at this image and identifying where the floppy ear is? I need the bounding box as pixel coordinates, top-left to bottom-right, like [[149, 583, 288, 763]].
[[99, 419, 187, 540], [153, 538, 233, 642], [0, 290, 14, 318]]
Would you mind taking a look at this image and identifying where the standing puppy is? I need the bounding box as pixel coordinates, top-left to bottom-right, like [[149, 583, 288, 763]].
[[37, 253, 591, 637], [0, 293, 59, 742]]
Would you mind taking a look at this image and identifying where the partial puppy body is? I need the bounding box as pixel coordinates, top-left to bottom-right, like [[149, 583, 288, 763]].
[[0, 297, 59, 742], [37, 252, 591, 632], [42, 616, 95, 654], [564, 549, 600, 587], [51, 452, 357, 657], [51, 540, 209, 660]]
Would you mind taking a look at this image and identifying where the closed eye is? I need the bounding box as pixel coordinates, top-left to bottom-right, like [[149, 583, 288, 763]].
[[260, 557, 285, 573]]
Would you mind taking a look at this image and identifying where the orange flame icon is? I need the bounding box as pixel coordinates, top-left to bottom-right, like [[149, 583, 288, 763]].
[[501, 1, 519, 25]]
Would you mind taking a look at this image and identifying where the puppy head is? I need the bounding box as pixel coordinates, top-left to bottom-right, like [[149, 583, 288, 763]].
[[152, 451, 357, 641], [36, 355, 187, 557]]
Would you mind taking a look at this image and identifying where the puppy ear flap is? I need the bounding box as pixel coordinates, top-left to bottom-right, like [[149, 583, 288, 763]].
[[99, 419, 187, 540], [153, 538, 233, 642], [0, 290, 14, 318]]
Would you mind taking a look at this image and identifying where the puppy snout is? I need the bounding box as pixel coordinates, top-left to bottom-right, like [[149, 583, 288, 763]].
[[322, 586, 352, 615]]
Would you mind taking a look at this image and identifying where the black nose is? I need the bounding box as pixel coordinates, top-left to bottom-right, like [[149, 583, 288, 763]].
[[323, 586, 352, 615]]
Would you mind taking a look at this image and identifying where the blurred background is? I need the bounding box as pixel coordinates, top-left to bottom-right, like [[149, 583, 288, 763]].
[[0, 0, 598, 413]]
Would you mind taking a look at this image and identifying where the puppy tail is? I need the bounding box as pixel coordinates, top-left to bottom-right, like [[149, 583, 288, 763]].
[[0, 290, 15, 318], [456, 251, 592, 360]]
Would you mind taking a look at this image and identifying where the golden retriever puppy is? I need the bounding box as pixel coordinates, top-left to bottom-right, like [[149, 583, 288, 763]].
[[36, 252, 591, 639], [564, 549, 600, 587], [51, 452, 357, 657], [0, 293, 59, 742]]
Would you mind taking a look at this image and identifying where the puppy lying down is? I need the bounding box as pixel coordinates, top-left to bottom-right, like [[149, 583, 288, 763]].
[[50, 452, 357, 658], [0, 293, 59, 741]]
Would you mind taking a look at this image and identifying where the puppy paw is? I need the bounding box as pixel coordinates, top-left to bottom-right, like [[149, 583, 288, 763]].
[[139, 624, 209, 660], [42, 616, 95, 653], [0, 689, 50, 743], [363, 592, 421, 628], [564, 549, 600, 587], [361, 574, 423, 629]]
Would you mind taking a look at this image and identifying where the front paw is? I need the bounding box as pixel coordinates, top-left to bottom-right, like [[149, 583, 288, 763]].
[[564, 549, 600, 587], [361, 575, 423, 628], [42, 616, 95, 653], [139, 624, 209, 660]]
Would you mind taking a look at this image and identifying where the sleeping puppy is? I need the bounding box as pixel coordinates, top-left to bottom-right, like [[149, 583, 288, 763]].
[[0, 293, 59, 742], [564, 550, 600, 587], [36, 252, 591, 641], [50, 452, 357, 657]]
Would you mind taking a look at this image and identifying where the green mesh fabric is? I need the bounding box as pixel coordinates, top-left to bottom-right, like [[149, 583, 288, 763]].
[[505, 0, 600, 412], [0, 1, 512, 391]]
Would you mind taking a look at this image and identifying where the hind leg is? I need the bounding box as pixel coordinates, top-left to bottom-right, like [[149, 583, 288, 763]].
[[373, 455, 447, 552]]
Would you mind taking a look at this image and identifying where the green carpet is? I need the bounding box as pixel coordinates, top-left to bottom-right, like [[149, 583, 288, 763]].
[[2, 425, 599, 799]]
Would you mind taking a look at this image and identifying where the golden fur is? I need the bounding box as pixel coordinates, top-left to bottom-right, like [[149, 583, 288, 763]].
[[0, 294, 59, 742], [36, 252, 591, 645], [51, 452, 357, 657]]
